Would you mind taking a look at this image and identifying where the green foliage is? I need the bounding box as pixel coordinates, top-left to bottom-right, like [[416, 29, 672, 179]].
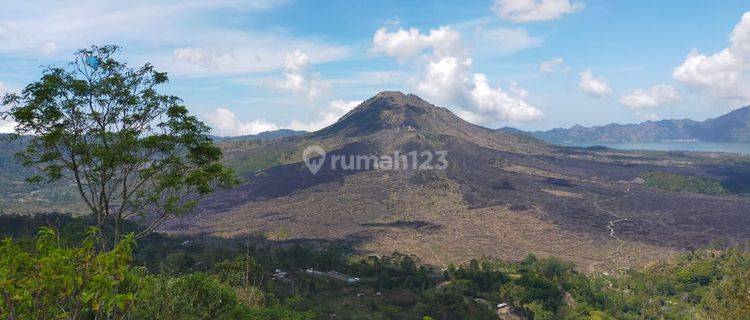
[[700, 259, 750, 318], [237, 147, 300, 175], [641, 171, 729, 195], [2, 214, 750, 320], [350, 253, 432, 290], [131, 273, 252, 320], [1, 45, 237, 244], [0, 227, 139, 319], [244, 298, 316, 320], [132, 272, 314, 320]]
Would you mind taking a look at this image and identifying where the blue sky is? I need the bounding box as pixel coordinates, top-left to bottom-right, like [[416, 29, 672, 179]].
[[1, 0, 749, 135]]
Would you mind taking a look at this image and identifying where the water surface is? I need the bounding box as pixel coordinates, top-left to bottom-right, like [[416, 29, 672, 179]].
[[557, 141, 750, 155]]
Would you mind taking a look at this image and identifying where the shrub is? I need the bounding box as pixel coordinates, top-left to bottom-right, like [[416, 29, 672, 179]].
[[641, 171, 729, 195], [0, 227, 139, 320]]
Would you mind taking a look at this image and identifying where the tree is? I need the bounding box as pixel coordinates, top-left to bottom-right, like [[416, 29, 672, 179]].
[[1, 45, 237, 245]]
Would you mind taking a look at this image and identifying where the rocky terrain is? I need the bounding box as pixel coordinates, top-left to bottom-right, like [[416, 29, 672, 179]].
[[155, 92, 750, 272]]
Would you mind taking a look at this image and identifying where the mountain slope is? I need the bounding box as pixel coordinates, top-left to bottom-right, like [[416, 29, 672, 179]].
[[2, 92, 748, 271], [209, 129, 306, 142], [160, 92, 750, 272], [528, 106, 750, 143], [0, 135, 84, 214]]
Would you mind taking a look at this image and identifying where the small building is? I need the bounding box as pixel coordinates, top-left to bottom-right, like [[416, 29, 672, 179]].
[[347, 277, 360, 284], [496, 303, 510, 315], [273, 269, 291, 282]]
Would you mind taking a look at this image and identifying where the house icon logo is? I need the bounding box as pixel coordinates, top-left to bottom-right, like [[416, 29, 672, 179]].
[[302, 145, 326, 175]]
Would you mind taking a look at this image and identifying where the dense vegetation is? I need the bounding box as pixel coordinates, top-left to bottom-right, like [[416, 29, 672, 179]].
[[2, 214, 749, 320], [640, 171, 730, 195]]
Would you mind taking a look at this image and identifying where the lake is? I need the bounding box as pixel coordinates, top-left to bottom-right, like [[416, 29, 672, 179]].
[[557, 141, 750, 155]]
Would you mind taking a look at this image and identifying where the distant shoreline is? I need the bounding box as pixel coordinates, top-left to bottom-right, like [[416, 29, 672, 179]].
[[557, 141, 750, 155]]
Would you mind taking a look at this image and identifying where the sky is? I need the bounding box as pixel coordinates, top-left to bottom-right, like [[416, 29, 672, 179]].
[[1, 0, 750, 135]]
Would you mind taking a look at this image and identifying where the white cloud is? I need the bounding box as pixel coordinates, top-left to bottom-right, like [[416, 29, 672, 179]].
[[469, 74, 543, 122], [454, 109, 483, 123], [492, 0, 584, 23], [40, 41, 57, 55], [0, 81, 18, 133], [167, 37, 349, 77], [0, 1, 350, 77], [472, 27, 542, 55], [172, 47, 234, 69], [578, 68, 612, 98], [274, 49, 329, 101], [288, 100, 361, 131], [539, 57, 566, 75], [372, 25, 544, 124], [284, 49, 310, 73], [618, 84, 680, 109], [673, 12, 750, 102], [636, 112, 661, 121], [203, 108, 280, 136], [371, 26, 462, 62], [416, 56, 473, 103], [0, 1, 281, 53], [205, 99, 362, 135], [0, 121, 14, 133]]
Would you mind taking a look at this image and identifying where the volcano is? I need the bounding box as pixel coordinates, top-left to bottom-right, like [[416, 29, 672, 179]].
[[162, 92, 750, 272]]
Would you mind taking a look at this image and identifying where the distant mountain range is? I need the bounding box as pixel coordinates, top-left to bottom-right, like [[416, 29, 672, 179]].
[[521, 106, 750, 143], [209, 129, 306, 142]]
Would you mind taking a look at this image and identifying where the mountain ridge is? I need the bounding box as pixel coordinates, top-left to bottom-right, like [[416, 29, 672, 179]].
[[524, 106, 750, 143], [209, 129, 307, 142]]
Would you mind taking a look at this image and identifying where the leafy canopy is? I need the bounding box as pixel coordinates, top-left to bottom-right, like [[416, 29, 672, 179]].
[[0, 227, 139, 320], [1, 45, 237, 242]]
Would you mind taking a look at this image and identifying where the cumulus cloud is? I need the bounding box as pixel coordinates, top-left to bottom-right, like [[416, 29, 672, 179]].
[[288, 100, 361, 131], [274, 49, 328, 101], [492, 0, 584, 23], [469, 74, 544, 122], [204, 100, 362, 136], [618, 84, 680, 109], [454, 109, 484, 124], [416, 56, 473, 103], [372, 26, 544, 124], [372, 26, 462, 62], [539, 57, 566, 75], [673, 12, 750, 102], [203, 108, 280, 136], [578, 68, 612, 98]]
